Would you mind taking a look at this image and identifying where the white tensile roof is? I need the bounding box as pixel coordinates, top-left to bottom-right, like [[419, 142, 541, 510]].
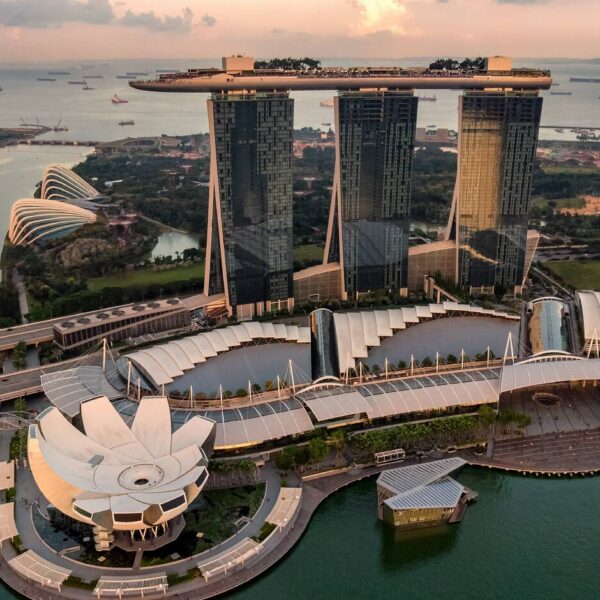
[[126, 322, 311, 388], [0, 503, 18, 544], [8, 550, 71, 590], [576, 290, 600, 342], [41, 366, 122, 418], [266, 488, 302, 528], [500, 357, 600, 393], [93, 573, 168, 597], [378, 457, 467, 511], [0, 460, 15, 491], [198, 538, 261, 580], [28, 395, 214, 531], [296, 369, 500, 422], [333, 304, 519, 373]]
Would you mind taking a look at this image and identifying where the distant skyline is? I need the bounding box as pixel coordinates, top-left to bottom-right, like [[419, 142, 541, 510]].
[[0, 0, 598, 63]]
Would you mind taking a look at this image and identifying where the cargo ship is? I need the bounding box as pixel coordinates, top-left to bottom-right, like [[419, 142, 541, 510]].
[[116, 75, 137, 80], [37, 77, 56, 82], [48, 70, 70, 75], [126, 71, 149, 76], [68, 80, 86, 85], [82, 84, 94, 91], [118, 120, 135, 126], [569, 77, 600, 83], [550, 91, 572, 96], [112, 93, 129, 104], [84, 75, 103, 79]]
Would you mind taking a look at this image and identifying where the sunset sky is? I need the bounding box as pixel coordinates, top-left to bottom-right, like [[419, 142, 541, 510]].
[[0, 0, 598, 62]]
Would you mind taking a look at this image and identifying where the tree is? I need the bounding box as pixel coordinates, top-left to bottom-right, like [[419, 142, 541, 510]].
[[308, 438, 328, 465], [13, 397, 27, 414], [477, 405, 496, 429], [421, 356, 433, 368], [512, 412, 532, 431], [329, 430, 347, 466], [497, 409, 515, 434], [274, 447, 296, 471]]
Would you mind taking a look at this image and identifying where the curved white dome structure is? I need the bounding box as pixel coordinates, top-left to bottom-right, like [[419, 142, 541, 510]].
[[8, 198, 97, 246], [41, 163, 99, 201], [28, 396, 215, 533]]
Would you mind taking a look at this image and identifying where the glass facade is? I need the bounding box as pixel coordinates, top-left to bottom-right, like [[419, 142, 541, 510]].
[[309, 308, 339, 380], [207, 92, 294, 310], [456, 91, 543, 291], [330, 91, 417, 295]]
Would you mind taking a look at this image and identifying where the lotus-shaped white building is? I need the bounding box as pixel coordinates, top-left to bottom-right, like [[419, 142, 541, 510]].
[[28, 396, 215, 537]]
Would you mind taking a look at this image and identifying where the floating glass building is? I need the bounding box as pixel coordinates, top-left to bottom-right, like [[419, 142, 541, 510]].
[[449, 90, 543, 294], [204, 92, 295, 318], [325, 91, 418, 298]]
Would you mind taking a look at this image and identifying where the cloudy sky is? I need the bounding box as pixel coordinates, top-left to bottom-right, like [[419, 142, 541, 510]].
[[0, 0, 598, 62]]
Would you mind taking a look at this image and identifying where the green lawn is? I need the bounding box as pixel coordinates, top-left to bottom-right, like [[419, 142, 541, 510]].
[[545, 260, 600, 290], [533, 196, 585, 209], [88, 264, 203, 291], [542, 165, 600, 175], [294, 244, 324, 262]]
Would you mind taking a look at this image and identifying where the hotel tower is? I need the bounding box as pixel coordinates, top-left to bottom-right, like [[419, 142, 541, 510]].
[[204, 91, 295, 318], [324, 91, 418, 299]]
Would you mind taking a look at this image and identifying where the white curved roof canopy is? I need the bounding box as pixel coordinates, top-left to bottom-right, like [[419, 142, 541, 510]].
[[333, 304, 519, 373], [41, 163, 99, 201], [500, 357, 600, 393], [127, 322, 310, 390], [28, 396, 214, 532], [8, 198, 96, 246]]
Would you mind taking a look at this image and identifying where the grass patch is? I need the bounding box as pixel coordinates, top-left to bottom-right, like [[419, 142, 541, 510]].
[[253, 521, 276, 543], [64, 576, 98, 591], [542, 165, 600, 175], [88, 264, 203, 291], [11, 535, 25, 555], [294, 244, 324, 262], [545, 260, 600, 290], [533, 196, 586, 209], [167, 569, 199, 587], [5, 487, 16, 503]]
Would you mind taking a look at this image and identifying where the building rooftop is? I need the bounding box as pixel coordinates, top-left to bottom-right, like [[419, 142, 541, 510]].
[[377, 457, 467, 511], [53, 297, 185, 334], [130, 57, 551, 94]]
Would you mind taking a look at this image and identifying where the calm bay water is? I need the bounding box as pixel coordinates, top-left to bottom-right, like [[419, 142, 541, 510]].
[[1, 468, 599, 599]]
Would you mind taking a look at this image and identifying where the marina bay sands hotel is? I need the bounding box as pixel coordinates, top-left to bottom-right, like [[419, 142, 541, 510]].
[[131, 56, 551, 318]]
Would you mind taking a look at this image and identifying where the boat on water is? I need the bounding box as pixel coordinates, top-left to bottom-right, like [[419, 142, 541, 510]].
[[554, 128, 564, 133], [551, 91, 572, 96], [68, 80, 86, 85], [320, 98, 334, 107], [118, 120, 135, 126], [570, 77, 600, 83], [126, 71, 149, 76], [112, 93, 129, 104], [418, 93, 437, 102], [116, 75, 137, 80], [82, 84, 94, 91], [37, 77, 56, 82], [84, 75, 103, 79], [156, 69, 178, 73], [551, 82, 560, 87], [48, 70, 70, 75]]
